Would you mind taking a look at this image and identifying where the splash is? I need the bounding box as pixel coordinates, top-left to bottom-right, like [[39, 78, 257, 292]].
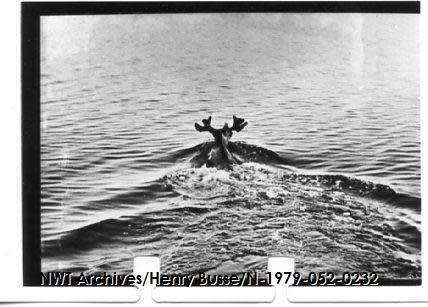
[[162, 161, 420, 279], [42, 142, 421, 281]]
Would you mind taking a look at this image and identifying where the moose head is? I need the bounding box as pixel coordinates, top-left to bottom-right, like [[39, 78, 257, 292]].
[[195, 115, 248, 147]]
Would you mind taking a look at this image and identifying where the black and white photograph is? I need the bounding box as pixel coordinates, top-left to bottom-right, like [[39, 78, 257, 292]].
[[38, 7, 420, 285]]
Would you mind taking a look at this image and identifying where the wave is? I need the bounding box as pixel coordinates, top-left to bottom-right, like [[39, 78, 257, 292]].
[[42, 142, 421, 279], [169, 141, 420, 210], [170, 141, 287, 167]]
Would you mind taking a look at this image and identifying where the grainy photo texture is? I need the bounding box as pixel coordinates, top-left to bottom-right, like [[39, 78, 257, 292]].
[[40, 13, 420, 284]]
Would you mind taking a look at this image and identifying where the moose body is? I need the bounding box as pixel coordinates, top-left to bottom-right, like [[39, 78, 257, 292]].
[[195, 116, 248, 169]]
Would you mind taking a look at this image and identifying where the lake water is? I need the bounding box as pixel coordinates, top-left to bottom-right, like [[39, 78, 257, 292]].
[[40, 14, 420, 281]]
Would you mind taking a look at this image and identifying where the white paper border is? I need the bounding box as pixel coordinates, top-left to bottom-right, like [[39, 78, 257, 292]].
[[1, 0, 427, 305]]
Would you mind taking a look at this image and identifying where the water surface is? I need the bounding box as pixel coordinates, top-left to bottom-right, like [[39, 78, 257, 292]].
[[40, 14, 420, 281]]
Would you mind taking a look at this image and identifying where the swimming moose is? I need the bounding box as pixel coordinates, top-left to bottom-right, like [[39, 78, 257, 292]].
[[194, 115, 248, 169]]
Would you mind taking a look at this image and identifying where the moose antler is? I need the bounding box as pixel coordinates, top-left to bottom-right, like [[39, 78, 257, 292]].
[[195, 115, 248, 136], [195, 116, 215, 133], [230, 115, 248, 132]]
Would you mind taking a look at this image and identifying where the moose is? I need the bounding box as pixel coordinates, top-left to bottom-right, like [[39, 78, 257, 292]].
[[194, 115, 248, 169]]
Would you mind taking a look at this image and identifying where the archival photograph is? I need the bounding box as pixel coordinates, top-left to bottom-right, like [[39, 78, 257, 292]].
[[40, 13, 420, 284]]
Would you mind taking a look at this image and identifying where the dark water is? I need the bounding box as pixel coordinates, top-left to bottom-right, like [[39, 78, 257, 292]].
[[40, 14, 420, 280]]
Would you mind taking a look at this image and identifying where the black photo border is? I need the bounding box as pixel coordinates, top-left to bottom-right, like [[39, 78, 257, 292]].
[[22, 1, 420, 286]]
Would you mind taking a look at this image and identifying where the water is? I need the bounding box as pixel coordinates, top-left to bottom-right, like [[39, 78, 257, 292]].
[[40, 14, 420, 280]]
